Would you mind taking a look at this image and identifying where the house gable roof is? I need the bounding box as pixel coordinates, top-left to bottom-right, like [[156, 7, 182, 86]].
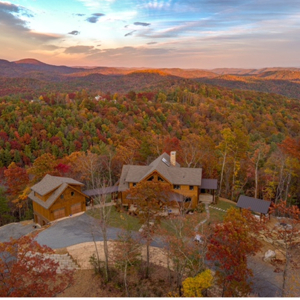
[[31, 174, 83, 196], [118, 152, 202, 191], [29, 175, 84, 209], [236, 195, 271, 214]]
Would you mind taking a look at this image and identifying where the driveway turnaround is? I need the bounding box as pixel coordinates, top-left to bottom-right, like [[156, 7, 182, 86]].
[[35, 213, 122, 249]]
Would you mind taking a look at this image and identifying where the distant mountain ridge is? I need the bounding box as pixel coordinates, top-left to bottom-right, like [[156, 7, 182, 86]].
[[1, 58, 300, 99]]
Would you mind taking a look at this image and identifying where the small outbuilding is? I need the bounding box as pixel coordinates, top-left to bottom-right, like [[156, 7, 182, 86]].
[[29, 174, 87, 226], [236, 195, 271, 219]]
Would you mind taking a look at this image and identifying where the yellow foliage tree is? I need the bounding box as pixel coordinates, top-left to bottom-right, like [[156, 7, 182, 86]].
[[182, 269, 213, 297]]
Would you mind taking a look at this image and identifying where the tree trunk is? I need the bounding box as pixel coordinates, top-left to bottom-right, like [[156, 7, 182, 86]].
[[103, 228, 110, 281], [254, 153, 260, 199], [218, 152, 227, 197], [124, 262, 129, 296], [231, 159, 236, 201], [145, 238, 150, 279]]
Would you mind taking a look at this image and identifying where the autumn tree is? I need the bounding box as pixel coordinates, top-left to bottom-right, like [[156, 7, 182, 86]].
[[160, 213, 209, 295], [0, 236, 74, 297], [129, 181, 172, 278], [112, 230, 141, 296], [4, 162, 29, 220], [28, 153, 58, 183], [268, 200, 300, 297], [247, 139, 270, 198], [182, 269, 213, 297], [0, 187, 12, 226], [206, 207, 263, 297], [4, 162, 29, 197], [217, 128, 235, 198], [179, 133, 207, 168]]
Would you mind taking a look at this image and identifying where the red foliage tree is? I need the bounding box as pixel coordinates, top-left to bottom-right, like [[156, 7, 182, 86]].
[[0, 235, 74, 297], [4, 162, 29, 196], [206, 207, 263, 297]]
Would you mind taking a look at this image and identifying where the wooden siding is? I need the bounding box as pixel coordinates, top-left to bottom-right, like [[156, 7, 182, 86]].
[[33, 185, 86, 225], [172, 185, 199, 209], [120, 171, 199, 209]]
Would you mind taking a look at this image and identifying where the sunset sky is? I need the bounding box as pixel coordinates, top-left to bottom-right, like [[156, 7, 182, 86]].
[[1, 0, 300, 69]]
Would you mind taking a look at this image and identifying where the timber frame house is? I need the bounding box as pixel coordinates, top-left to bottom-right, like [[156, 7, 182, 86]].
[[29, 175, 87, 225], [118, 151, 217, 213]]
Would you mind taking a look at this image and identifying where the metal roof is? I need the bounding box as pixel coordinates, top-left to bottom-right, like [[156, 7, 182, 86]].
[[236, 195, 271, 214], [84, 186, 119, 197], [201, 179, 218, 190]]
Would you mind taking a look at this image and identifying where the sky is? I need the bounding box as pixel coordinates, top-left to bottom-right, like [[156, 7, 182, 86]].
[[0, 0, 300, 69]]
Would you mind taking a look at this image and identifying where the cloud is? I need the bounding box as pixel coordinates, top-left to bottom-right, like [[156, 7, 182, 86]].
[[86, 12, 105, 23], [75, 13, 85, 16], [64, 45, 95, 54], [68, 30, 80, 35], [125, 30, 136, 37], [147, 42, 157, 45], [134, 22, 150, 26], [42, 44, 62, 50], [0, 2, 62, 41]]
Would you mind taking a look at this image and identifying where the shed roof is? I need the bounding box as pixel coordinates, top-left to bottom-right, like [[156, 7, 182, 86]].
[[201, 179, 218, 190], [236, 195, 271, 214]]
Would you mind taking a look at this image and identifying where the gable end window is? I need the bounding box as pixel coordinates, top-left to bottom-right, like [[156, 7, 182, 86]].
[[147, 176, 154, 181], [60, 194, 64, 199], [189, 186, 194, 190], [158, 176, 164, 182], [71, 191, 75, 196], [173, 185, 180, 190]]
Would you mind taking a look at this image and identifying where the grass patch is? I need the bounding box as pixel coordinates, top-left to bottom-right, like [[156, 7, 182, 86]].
[[87, 206, 141, 231], [208, 200, 236, 222]]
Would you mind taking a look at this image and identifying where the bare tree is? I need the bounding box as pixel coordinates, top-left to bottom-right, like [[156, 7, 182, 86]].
[[112, 230, 141, 296]]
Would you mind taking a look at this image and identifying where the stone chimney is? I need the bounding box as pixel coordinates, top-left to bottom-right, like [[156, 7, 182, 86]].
[[170, 151, 176, 167]]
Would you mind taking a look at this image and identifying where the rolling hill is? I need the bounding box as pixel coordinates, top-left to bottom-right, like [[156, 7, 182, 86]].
[[1, 58, 300, 99]]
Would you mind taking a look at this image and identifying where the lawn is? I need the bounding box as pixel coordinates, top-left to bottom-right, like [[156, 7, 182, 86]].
[[87, 206, 141, 231], [87, 199, 237, 233], [208, 199, 236, 222]]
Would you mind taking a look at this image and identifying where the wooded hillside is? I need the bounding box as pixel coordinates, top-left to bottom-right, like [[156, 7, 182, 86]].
[[0, 80, 300, 224]]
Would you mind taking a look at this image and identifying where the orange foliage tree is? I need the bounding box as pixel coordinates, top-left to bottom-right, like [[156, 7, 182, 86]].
[[129, 181, 172, 278], [28, 153, 58, 183]]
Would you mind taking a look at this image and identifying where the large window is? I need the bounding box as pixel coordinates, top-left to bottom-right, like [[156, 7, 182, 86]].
[[173, 185, 180, 190], [158, 176, 164, 182]]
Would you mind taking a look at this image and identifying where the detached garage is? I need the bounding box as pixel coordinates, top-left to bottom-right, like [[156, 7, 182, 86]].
[[29, 174, 87, 226]]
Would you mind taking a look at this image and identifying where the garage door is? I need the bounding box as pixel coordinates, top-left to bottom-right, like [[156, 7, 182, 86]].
[[71, 203, 82, 214], [53, 208, 65, 220]]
